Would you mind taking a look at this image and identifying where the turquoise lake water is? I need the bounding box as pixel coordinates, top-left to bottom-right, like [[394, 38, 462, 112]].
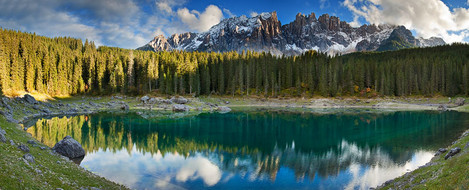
[[27, 110, 469, 189]]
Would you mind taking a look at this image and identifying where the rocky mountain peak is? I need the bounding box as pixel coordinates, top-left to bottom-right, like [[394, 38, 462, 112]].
[[138, 11, 446, 55]]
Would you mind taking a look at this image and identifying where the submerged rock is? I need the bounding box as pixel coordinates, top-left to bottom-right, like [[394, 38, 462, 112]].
[[444, 147, 461, 160], [52, 136, 85, 159], [217, 106, 232, 113]]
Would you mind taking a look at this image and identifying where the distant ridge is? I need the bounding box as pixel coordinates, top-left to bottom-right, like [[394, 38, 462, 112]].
[[138, 12, 445, 55]]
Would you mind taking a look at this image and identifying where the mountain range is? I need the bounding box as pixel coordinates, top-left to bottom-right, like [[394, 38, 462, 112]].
[[137, 12, 446, 55]]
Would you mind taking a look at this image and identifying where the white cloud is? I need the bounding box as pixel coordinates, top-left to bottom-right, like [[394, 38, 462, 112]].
[[0, 0, 227, 48], [157, 2, 173, 14], [223, 8, 236, 18], [177, 5, 223, 32], [342, 0, 469, 43]]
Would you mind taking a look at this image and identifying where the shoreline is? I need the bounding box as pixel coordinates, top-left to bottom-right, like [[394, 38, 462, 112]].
[[1, 95, 469, 189]]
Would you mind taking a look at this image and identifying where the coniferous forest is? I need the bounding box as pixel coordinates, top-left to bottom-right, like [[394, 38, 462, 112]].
[[1, 28, 469, 97]]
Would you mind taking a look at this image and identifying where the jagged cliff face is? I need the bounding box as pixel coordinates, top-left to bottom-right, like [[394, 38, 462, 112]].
[[138, 12, 446, 55]]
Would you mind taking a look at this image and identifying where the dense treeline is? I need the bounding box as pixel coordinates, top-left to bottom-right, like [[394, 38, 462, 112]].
[[1, 28, 469, 97]]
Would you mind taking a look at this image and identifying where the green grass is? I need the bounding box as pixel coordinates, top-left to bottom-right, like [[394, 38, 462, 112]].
[[380, 130, 469, 189], [0, 116, 126, 189]]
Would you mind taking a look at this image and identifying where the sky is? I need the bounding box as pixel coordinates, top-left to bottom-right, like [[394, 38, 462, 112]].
[[0, 0, 468, 49]]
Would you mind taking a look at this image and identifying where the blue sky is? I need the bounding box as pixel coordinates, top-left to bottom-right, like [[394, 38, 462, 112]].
[[0, 0, 468, 49]]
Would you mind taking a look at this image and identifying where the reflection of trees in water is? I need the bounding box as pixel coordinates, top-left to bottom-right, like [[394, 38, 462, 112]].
[[210, 139, 413, 181], [27, 111, 468, 180]]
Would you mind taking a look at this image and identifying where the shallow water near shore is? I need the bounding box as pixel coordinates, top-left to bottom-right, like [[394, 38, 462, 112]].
[[27, 110, 469, 189]]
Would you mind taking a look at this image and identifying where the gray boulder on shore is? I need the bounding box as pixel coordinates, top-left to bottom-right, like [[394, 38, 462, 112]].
[[140, 96, 150, 104], [444, 147, 461, 160], [172, 104, 190, 112], [22, 94, 38, 104], [18, 144, 30, 152], [23, 153, 35, 164], [52, 136, 85, 159], [455, 98, 465, 106], [0, 127, 7, 143], [171, 96, 188, 104]]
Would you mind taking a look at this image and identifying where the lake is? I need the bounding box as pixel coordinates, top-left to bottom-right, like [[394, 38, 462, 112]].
[[26, 110, 469, 190]]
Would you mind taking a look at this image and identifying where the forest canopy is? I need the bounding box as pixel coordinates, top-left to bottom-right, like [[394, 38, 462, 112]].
[[1, 28, 469, 98]]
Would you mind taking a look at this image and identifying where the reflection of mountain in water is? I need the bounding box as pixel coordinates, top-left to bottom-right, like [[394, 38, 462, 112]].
[[27, 111, 469, 181]]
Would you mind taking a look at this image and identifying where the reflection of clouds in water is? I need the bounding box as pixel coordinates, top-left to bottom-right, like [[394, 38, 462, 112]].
[[176, 157, 222, 186], [81, 140, 434, 189], [344, 150, 433, 190], [82, 145, 221, 189]]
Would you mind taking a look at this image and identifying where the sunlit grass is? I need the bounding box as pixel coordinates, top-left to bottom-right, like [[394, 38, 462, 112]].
[[2, 90, 55, 101]]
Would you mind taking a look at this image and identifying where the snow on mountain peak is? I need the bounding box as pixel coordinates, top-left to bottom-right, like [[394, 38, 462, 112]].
[[138, 12, 446, 55]]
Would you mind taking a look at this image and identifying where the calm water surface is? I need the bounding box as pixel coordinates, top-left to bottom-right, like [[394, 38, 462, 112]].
[[27, 110, 469, 190]]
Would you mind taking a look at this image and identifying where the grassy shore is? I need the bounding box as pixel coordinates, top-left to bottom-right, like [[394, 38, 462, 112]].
[[1, 94, 469, 189], [0, 116, 126, 189]]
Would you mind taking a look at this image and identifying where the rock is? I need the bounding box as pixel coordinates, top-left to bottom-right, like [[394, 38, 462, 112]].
[[217, 106, 232, 113], [120, 104, 129, 111], [172, 104, 190, 112], [18, 144, 30, 152], [89, 102, 99, 107], [225, 101, 230, 104], [1, 97, 13, 110], [445, 147, 461, 160], [52, 136, 85, 159], [23, 153, 35, 164], [0, 127, 6, 143], [171, 96, 188, 104], [148, 97, 159, 104], [27, 140, 36, 145], [161, 99, 172, 104], [22, 94, 38, 104], [435, 148, 447, 156], [140, 96, 150, 104], [455, 98, 465, 106], [437, 104, 447, 111]]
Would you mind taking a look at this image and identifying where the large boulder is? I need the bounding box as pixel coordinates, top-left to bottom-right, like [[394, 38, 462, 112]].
[[170, 96, 188, 104], [140, 96, 150, 104], [455, 98, 465, 106], [22, 94, 38, 104], [445, 147, 461, 160], [172, 104, 190, 112], [52, 136, 85, 159]]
